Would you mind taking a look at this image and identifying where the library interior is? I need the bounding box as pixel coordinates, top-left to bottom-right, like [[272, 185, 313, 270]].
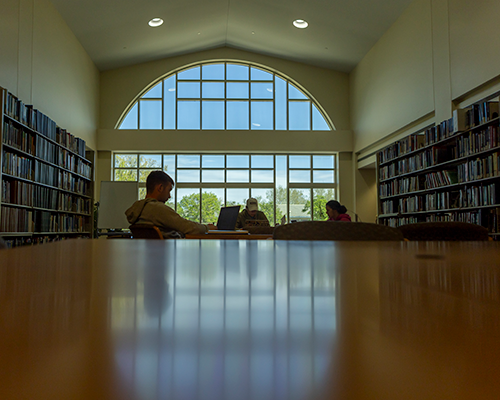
[[1, 0, 500, 399]]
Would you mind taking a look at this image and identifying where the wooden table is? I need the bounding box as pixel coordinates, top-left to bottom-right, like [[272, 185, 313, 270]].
[[1, 239, 500, 400], [185, 233, 273, 240]]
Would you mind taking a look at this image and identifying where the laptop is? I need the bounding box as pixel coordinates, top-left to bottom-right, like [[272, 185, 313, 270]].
[[207, 205, 247, 234]]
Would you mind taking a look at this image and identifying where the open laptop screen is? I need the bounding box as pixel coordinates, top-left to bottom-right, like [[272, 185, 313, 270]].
[[216, 205, 241, 230]]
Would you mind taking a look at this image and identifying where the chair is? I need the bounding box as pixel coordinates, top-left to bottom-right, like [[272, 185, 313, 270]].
[[397, 221, 489, 241], [244, 225, 275, 235], [129, 224, 164, 239], [272, 221, 404, 241]]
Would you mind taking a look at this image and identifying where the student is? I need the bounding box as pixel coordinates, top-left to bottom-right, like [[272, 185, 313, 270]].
[[325, 200, 351, 222], [125, 171, 216, 237], [235, 198, 270, 229]]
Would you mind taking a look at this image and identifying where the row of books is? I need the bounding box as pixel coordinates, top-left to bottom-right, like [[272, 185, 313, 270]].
[[382, 183, 497, 214], [455, 125, 499, 158], [424, 116, 457, 146], [379, 176, 422, 198], [1, 180, 91, 213], [1, 207, 87, 233], [2, 121, 35, 154], [381, 209, 486, 227], [2, 151, 33, 180], [3, 91, 87, 157], [457, 153, 500, 182], [380, 146, 449, 180], [0, 235, 83, 249], [377, 134, 425, 165], [378, 102, 499, 165]]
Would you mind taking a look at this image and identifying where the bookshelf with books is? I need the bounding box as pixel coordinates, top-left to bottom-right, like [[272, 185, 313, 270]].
[[0, 86, 94, 248], [377, 96, 500, 238]]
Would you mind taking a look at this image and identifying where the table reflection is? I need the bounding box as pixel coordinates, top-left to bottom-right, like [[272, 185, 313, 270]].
[[109, 241, 337, 400]]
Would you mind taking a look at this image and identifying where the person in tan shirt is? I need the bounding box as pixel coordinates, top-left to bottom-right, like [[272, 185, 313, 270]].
[[125, 171, 216, 238]]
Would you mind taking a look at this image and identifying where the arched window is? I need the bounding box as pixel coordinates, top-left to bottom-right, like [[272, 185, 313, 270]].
[[118, 62, 332, 131]]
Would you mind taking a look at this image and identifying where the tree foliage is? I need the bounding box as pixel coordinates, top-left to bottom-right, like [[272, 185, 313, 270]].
[[177, 192, 223, 223]]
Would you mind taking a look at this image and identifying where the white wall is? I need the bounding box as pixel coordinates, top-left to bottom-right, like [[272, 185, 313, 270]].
[[0, 0, 99, 150]]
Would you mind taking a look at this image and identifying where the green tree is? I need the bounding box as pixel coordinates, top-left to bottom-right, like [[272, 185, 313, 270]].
[[177, 191, 223, 223], [302, 188, 335, 220]]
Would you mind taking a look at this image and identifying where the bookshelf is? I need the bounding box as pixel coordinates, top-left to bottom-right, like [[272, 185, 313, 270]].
[[377, 97, 500, 237], [0, 86, 94, 248]]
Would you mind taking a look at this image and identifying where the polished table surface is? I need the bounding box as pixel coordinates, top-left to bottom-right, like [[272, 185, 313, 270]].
[[1, 239, 500, 400]]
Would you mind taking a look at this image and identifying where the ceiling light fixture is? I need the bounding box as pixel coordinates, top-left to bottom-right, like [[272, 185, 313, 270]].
[[293, 19, 308, 29], [148, 18, 164, 27]]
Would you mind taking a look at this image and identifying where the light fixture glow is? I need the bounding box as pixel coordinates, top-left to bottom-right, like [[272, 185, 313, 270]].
[[293, 19, 308, 29], [148, 18, 164, 27]]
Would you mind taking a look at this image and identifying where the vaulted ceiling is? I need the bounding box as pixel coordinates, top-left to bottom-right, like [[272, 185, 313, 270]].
[[50, 0, 413, 72]]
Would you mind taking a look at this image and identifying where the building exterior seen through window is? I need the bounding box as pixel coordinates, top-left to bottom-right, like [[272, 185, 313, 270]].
[[118, 62, 332, 131], [114, 153, 337, 225]]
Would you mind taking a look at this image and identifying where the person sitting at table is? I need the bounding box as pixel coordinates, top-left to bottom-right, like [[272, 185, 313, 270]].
[[125, 170, 216, 238], [326, 200, 351, 222], [235, 198, 270, 229]]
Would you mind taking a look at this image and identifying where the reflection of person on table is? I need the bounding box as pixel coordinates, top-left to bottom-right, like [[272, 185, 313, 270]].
[[326, 200, 351, 222], [235, 198, 270, 229], [125, 170, 216, 237]]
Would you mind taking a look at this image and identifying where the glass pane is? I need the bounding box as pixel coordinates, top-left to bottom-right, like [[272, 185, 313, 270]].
[[289, 102, 311, 130], [312, 188, 335, 221], [139, 100, 162, 129], [120, 103, 138, 129], [227, 101, 249, 129], [202, 169, 224, 182], [178, 82, 200, 98], [312, 104, 330, 131], [177, 155, 200, 168], [276, 156, 287, 222], [163, 155, 176, 177], [139, 169, 157, 182], [177, 188, 200, 222], [313, 155, 334, 169], [227, 64, 249, 80], [164, 75, 176, 129], [202, 101, 224, 129], [290, 170, 311, 183], [178, 66, 200, 80], [226, 188, 249, 207], [251, 82, 273, 99], [251, 155, 273, 168], [201, 189, 224, 224], [202, 64, 224, 80], [251, 101, 273, 130], [142, 82, 162, 98], [202, 82, 224, 99], [250, 68, 273, 81], [139, 187, 146, 199], [251, 188, 275, 225], [289, 156, 310, 168], [139, 154, 162, 168], [288, 84, 307, 100], [251, 170, 273, 183], [227, 155, 249, 168], [177, 169, 200, 183], [115, 154, 137, 168], [227, 170, 249, 183], [202, 155, 224, 168], [313, 170, 334, 183], [227, 82, 249, 99], [275, 77, 286, 130], [115, 169, 137, 181], [289, 188, 310, 222], [178, 101, 200, 129]]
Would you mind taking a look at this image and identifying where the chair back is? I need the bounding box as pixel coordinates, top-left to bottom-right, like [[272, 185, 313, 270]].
[[129, 224, 164, 239], [397, 221, 489, 241], [272, 221, 404, 241]]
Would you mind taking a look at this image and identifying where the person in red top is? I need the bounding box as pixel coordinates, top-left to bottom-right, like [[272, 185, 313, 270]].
[[326, 200, 352, 222]]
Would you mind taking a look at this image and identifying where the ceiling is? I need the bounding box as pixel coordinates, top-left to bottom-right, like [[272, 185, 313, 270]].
[[49, 0, 414, 73]]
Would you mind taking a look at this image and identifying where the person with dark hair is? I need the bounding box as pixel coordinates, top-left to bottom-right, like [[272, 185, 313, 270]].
[[125, 170, 216, 237], [325, 200, 351, 222]]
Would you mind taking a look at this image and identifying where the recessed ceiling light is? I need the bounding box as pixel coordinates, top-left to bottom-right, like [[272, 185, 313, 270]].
[[293, 19, 308, 29], [148, 18, 164, 27]]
